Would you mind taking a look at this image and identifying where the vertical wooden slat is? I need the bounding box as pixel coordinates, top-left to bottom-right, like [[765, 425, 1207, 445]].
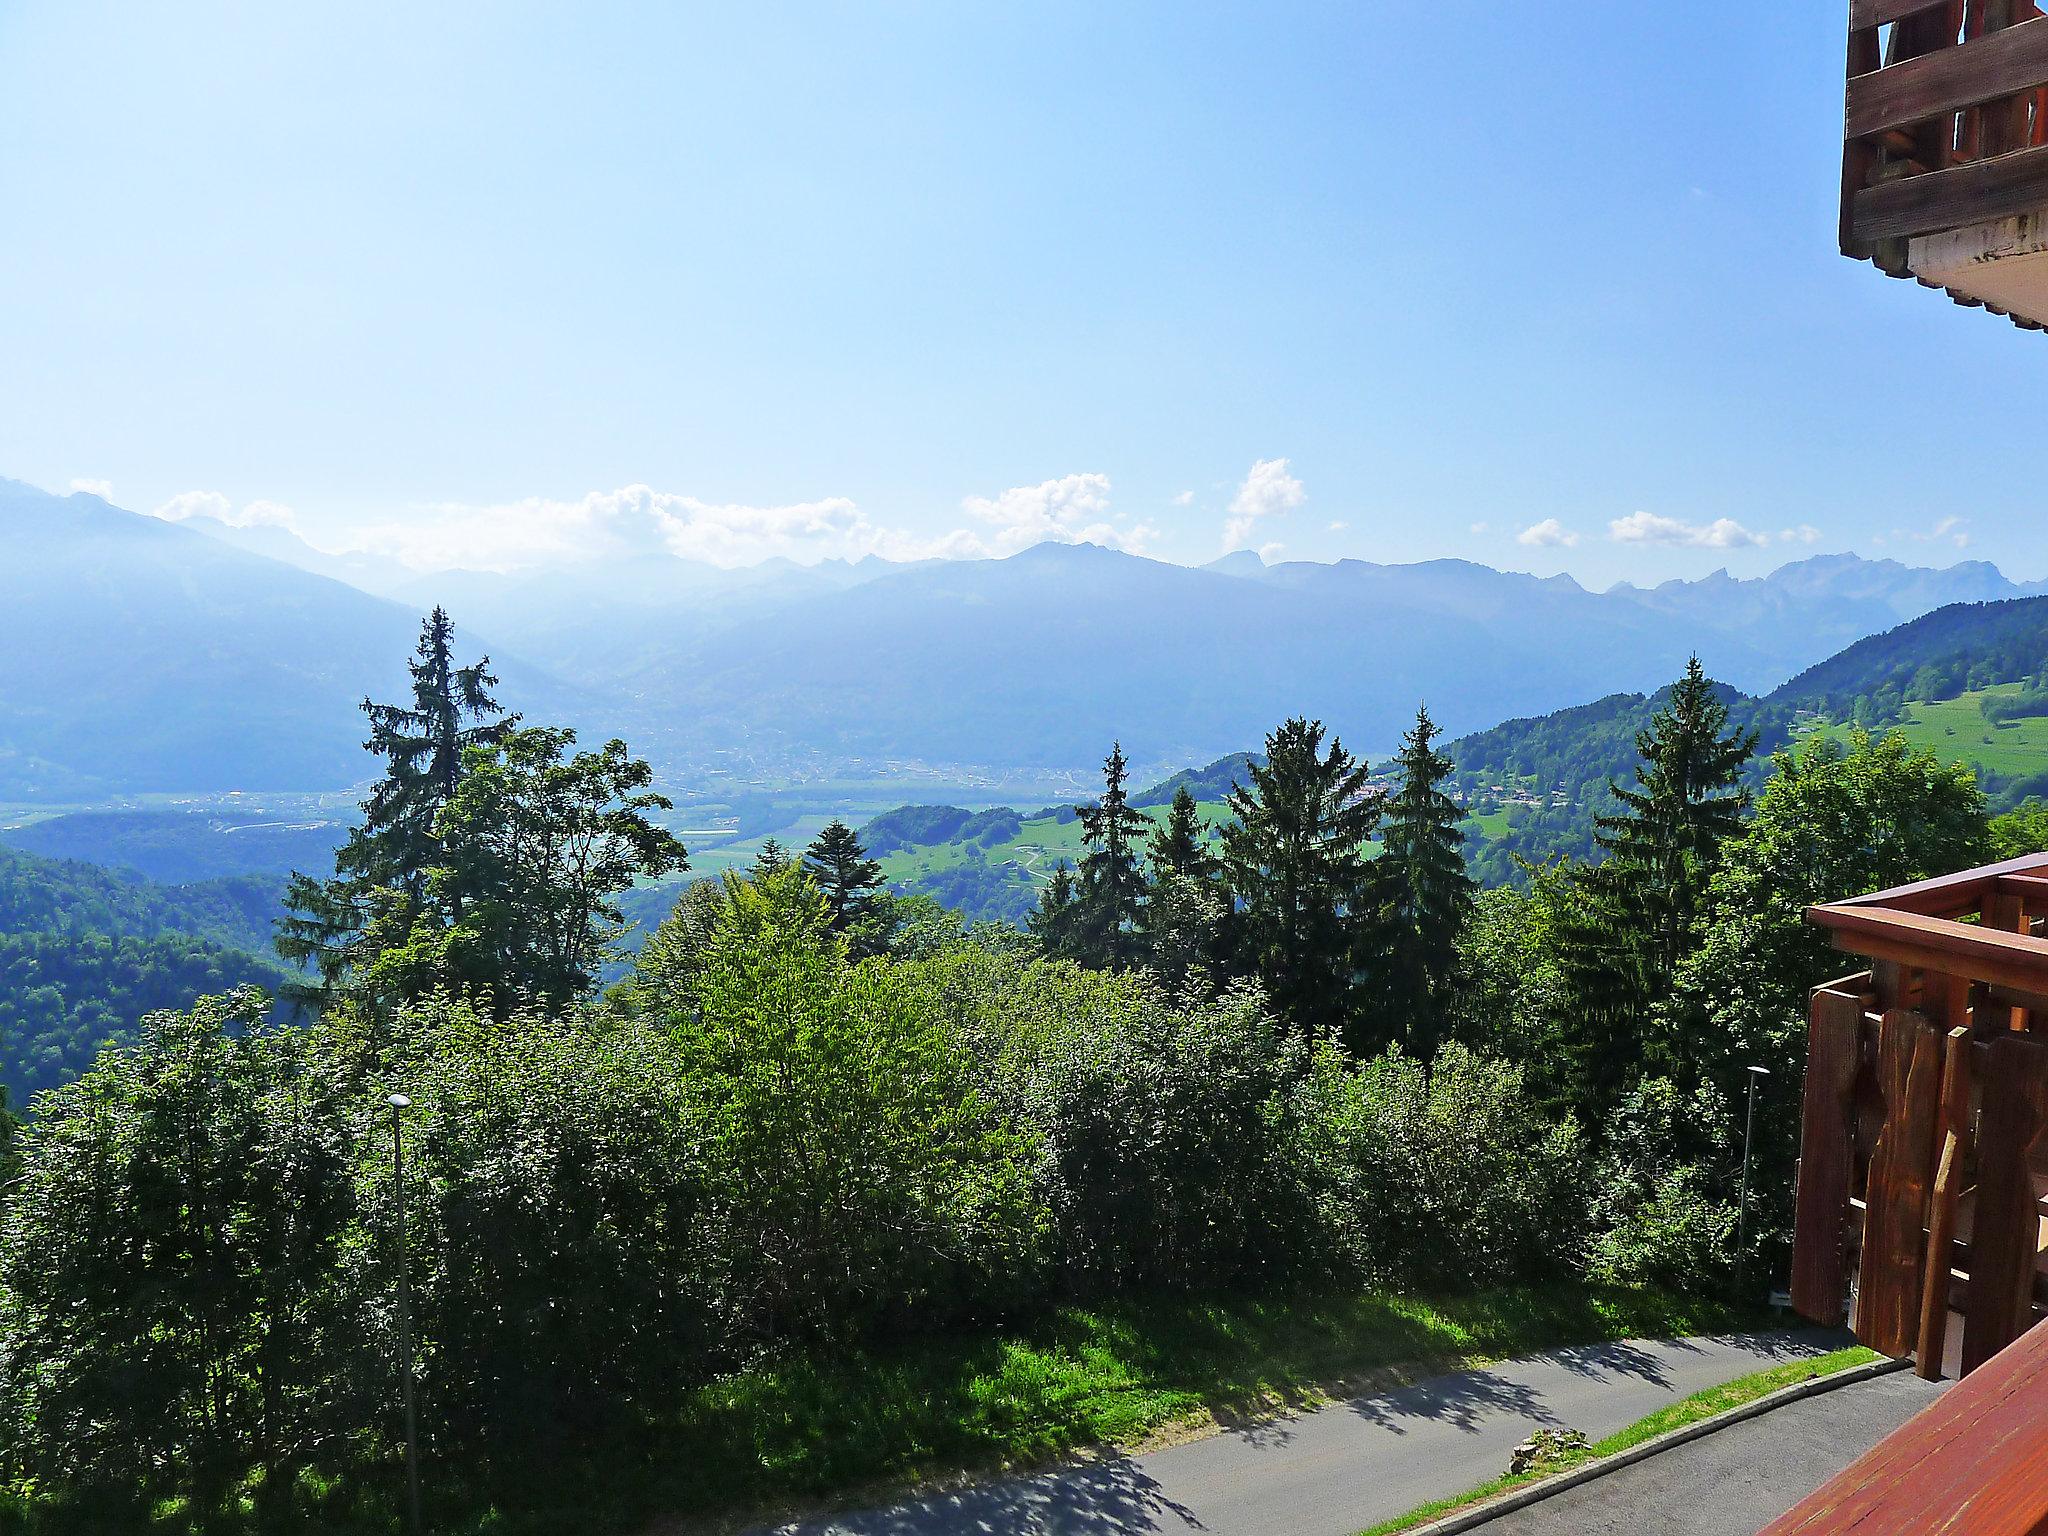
[[1918, 1024, 1976, 1376], [1845, 20, 1887, 257], [1962, 1032, 2048, 1373], [1792, 988, 1868, 1325], [1857, 1008, 1946, 1356]]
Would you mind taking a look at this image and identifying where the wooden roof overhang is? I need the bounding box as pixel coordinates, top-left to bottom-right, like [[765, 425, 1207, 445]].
[[1843, 0, 2048, 328]]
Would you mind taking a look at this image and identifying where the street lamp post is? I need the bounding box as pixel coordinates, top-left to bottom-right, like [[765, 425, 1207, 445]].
[[388, 1092, 422, 1536], [1736, 1065, 1771, 1296]]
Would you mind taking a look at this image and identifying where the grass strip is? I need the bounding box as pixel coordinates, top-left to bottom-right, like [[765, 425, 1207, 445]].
[[1354, 1343, 1882, 1536]]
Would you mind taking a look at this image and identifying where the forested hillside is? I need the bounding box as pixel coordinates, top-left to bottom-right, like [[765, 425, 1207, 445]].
[[0, 846, 282, 954], [1, 808, 348, 885], [865, 598, 2048, 897], [0, 626, 2000, 1536], [0, 847, 287, 1104]]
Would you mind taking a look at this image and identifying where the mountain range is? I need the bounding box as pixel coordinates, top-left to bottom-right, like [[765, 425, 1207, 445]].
[[5, 475, 2044, 797]]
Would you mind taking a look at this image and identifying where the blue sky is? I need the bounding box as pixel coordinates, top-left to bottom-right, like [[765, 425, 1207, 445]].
[[1, 1, 2040, 584]]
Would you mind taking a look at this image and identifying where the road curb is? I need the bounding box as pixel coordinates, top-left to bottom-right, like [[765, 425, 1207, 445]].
[[1396, 1353, 1912, 1536]]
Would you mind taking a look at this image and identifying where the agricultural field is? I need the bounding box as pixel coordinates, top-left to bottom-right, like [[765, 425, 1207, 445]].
[[865, 798, 1237, 923], [1807, 682, 2048, 783]]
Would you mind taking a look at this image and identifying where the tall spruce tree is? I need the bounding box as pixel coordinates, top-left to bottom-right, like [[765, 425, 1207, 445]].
[[1222, 717, 1380, 1050], [1147, 787, 1213, 882], [1073, 742, 1149, 969], [1375, 704, 1475, 1059], [804, 820, 886, 955], [1140, 786, 1229, 992], [277, 608, 513, 1006], [1549, 658, 1756, 1114]]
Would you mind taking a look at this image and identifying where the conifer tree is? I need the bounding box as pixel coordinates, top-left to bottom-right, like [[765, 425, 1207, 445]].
[[752, 839, 791, 877], [277, 608, 513, 1005], [1549, 658, 1757, 1113], [804, 820, 886, 955], [1073, 742, 1149, 969], [1592, 658, 1756, 979], [1147, 787, 1214, 881], [1140, 786, 1230, 990], [1028, 861, 1083, 959], [1375, 704, 1475, 1059], [1222, 718, 1380, 1050]]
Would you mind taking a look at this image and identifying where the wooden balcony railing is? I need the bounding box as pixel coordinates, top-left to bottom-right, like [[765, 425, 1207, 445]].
[[1843, 0, 2048, 327], [1791, 853, 2048, 1379]]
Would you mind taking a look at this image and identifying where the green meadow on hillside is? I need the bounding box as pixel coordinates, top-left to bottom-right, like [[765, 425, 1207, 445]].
[[1808, 682, 2048, 781], [867, 799, 1237, 922]]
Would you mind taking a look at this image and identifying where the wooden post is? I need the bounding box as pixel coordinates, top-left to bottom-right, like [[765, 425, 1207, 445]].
[[1961, 1032, 2048, 1373], [1791, 987, 1869, 1325], [1916, 1024, 1975, 1377], [1857, 1009, 1945, 1357]]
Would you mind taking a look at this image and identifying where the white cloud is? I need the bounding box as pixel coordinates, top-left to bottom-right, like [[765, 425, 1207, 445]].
[[1517, 518, 1580, 548], [1222, 457, 1305, 551], [68, 477, 112, 499], [1608, 511, 1766, 549], [1882, 515, 1971, 551], [1327, 520, 1349, 532], [342, 475, 1152, 573], [961, 472, 1152, 556], [151, 490, 299, 530], [1778, 525, 1822, 545], [1172, 490, 1195, 507], [1470, 521, 1490, 535], [352, 485, 924, 571]]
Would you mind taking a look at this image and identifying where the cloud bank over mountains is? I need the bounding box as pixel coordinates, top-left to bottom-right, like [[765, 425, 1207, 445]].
[[78, 462, 1978, 582]]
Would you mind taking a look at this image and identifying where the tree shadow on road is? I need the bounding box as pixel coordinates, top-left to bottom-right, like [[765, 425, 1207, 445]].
[[764, 1458, 1206, 1535], [1344, 1366, 1563, 1436]]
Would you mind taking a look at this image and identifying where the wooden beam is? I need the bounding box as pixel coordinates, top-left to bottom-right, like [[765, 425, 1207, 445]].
[[1829, 850, 2048, 912], [1848, 16, 2048, 139], [1854, 0, 1955, 25], [1811, 904, 2048, 998]]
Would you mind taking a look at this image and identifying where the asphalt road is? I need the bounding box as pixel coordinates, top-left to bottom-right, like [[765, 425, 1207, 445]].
[[1473, 1366, 1944, 1535], [750, 1329, 1852, 1536]]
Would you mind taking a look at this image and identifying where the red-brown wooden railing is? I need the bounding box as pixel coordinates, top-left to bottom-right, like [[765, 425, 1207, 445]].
[[1757, 1306, 2048, 1533], [1794, 853, 2048, 1380]]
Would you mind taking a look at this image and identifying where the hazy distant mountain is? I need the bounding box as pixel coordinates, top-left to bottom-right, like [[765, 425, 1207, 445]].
[[1602, 552, 2046, 675], [620, 543, 1817, 770], [9, 474, 2041, 794], [387, 553, 926, 687], [0, 481, 575, 796], [180, 515, 420, 597]]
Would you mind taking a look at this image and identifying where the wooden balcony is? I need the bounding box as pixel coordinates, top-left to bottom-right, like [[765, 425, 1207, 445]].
[[1843, 1, 2048, 328], [1790, 853, 2048, 1380]]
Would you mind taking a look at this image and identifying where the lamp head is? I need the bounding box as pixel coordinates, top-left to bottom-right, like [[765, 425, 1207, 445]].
[[388, 1093, 412, 1110]]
